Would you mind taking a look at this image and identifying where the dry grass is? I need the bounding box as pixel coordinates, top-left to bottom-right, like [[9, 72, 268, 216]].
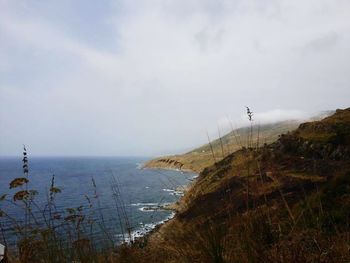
[[1, 108, 350, 263], [144, 120, 301, 173]]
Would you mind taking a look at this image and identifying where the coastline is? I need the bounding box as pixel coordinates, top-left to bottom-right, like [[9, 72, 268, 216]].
[[142, 154, 212, 174], [141, 164, 196, 174], [130, 164, 198, 243]]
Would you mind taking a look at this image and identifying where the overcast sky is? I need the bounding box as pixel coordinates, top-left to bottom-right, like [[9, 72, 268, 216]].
[[0, 0, 349, 157]]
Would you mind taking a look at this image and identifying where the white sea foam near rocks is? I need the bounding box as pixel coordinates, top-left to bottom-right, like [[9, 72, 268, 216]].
[[131, 202, 171, 212], [130, 202, 159, 206], [162, 188, 185, 196], [135, 162, 144, 169], [1, 157, 198, 248], [162, 188, 175, 192], [117, 212, 176, 244]]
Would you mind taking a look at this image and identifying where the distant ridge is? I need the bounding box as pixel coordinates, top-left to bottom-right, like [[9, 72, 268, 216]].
[[126, 107, 350, 262], [144, 111, 333, 173]]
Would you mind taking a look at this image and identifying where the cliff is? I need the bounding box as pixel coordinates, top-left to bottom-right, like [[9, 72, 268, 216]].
[[144, 120, 301, 173], [121, 108, 350, 263]]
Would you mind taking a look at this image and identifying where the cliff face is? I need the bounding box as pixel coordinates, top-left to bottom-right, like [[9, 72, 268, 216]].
[[144, 120, 301, 173], [123, 108, 350, 263]]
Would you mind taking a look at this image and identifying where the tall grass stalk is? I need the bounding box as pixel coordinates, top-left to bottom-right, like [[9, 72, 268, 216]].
[[228, 118, 243, 151], [245, 106, 254, 149], [207, 131, 217, 165], [217, 126, 225, 158]]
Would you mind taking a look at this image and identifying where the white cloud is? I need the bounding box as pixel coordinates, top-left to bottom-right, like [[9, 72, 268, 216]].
[[216, 109, 310, 137], [0, 0, 350, 156], [253, 109, 309, 123]]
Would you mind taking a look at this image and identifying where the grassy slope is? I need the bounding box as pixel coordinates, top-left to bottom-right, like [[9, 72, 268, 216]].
[[5, 111, 347, 263], [120, 108, 350, 263], [144, 120, 301, 173]]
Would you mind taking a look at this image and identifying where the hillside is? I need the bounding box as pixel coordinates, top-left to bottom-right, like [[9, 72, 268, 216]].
[[144, 120, 301, 173], [119, 108, 350, 263]]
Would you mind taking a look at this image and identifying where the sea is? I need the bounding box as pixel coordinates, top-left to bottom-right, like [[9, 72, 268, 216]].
[[0, 156, 196, 247]]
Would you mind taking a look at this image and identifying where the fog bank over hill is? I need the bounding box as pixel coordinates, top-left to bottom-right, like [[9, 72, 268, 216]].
[[1, 0, 349, 156], [153, 109, 334, 157]]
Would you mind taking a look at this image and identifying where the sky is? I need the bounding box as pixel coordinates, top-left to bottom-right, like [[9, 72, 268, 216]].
[[0, 0, 349, 157]]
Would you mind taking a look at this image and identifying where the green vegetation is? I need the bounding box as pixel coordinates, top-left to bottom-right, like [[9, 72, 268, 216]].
[[1, 108, 350, 262]]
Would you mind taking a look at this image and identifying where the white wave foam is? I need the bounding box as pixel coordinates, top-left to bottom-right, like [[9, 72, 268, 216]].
[[131, 202, 171, 209], [170, 191, 184, 196], [162, 188, 175, 192], [130, 202, 159, 206], [135, 162, 144, 169], [116, 212, 176, 244], [138, 206, 160, 212]]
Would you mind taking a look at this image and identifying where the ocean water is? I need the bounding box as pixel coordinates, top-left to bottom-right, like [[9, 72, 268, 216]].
[[0, 157, 196, 246]]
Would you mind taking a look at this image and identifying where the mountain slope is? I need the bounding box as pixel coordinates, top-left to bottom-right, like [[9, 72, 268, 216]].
[[144, 120, 301, 173], [121, 108, 350, 263]]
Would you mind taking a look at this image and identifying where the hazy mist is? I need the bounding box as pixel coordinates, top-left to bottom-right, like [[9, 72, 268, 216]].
[[1, 0, 349, 156]]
